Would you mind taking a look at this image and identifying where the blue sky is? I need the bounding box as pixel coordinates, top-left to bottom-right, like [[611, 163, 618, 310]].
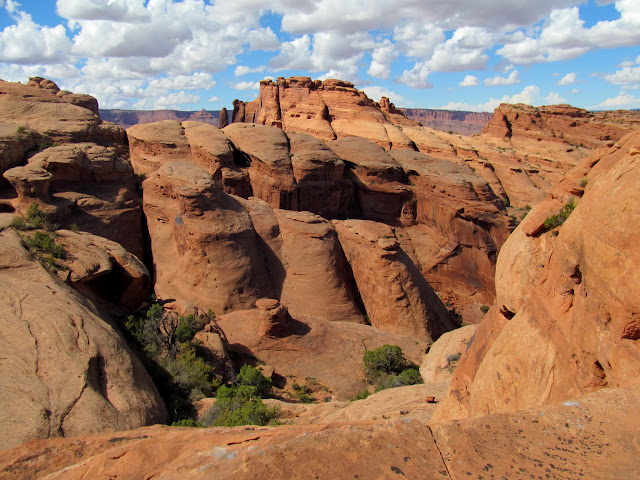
[[0, 0, 639, 112]]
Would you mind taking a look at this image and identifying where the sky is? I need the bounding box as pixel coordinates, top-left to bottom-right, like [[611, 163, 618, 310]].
[[0, 0, 639, 112]]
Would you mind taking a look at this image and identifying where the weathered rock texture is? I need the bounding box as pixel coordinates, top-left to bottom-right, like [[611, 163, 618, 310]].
[[0, 230, 167, 450], [1, 386, 637, 479], [420, 324, 478, 384], [3, 143, 144, 258], [334, 219, 453, 340], [127, 114, 510, 319], [434, 130, 640, 421]]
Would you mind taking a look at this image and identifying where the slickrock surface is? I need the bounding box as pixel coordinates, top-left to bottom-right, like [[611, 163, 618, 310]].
[[434, 130, 640, 421], [420, 324, 478, 384], [1, 386, 637, 479], [217, 301, 429, 399], [0, 230, 167, 450]]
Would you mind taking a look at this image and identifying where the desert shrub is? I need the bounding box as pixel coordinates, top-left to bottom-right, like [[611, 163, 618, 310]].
[[10, 203, 57, 231], [121, 303, 215, 422], [175, 314, 201, 343], [362, 345, 423, 393], [27, 231, 64, 258], [544, 198, 576, 231], [480, 304, 490, 314], [171, 419, 203, 428], [363, 344, 408, 376], [351, 388, 371, 401], [292, 382, 315, 403], [16, 126, 26, 134], [201, 369, 279, 427], [446, 353, 461, 364], [237, 364, 272, 397]]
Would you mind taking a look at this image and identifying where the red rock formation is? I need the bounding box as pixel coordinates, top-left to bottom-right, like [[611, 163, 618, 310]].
[[101, 108, 223, 129], [0, 230, 167, 450], [334, 219, 453, 340], [237, 76, 418, 150], [142, 162, 273, 314], [3, 143, 144, 258], [434, 130, 640, 421]]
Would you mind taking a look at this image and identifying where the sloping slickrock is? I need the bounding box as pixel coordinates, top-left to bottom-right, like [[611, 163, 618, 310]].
[[1, 386, 637, 479], [434, 130, 640, 422], [334, 219, 453, 340], [273, 210, 364, 323], [143, 162, 272, 314], [222, 123, 298, 209], [217, 301, 429, 399], [3, 143, 144, 258], [327, 137, 415, 225], [127, 120, 191, 175], [0, 230, 167, 450], [54, 230, 150, 310]]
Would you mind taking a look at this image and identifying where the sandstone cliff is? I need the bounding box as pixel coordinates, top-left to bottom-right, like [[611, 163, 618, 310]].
[[401, 108, 492, 135]]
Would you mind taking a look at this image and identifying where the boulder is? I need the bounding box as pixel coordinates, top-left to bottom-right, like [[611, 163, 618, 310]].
[[420, 325, 478, 383], [0, 230, 167, 450]]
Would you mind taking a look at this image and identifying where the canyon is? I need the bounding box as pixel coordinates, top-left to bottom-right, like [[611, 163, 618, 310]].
[[0, 76, 638, 478]]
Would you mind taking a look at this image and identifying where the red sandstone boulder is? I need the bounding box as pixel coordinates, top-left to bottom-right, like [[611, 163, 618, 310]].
[[0, 229, 167, 450]]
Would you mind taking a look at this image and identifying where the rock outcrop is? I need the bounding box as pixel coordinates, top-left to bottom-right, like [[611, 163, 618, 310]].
[[101, 108, 223, 129], [3, 143, 144, 258], [0, 230, 167, 450], [434, 130, 640, 421]]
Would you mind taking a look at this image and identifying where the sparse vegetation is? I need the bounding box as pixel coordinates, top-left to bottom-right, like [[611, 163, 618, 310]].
[[200, 364, 279, 427], [358, 345, 423, 397], [122, 304, 216, 421], [480, 304, 490, 314], [16, 126, 26, 134], [543, 198, 576, 231], [9, 203, 57, 231], [351, 388, 371, 401], [579, 177, 589, 187]]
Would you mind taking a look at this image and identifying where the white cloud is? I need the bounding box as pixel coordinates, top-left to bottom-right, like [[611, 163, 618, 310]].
[[591, 92, 640, 109], [151, 91, 200, 109], [209, 95, 221, 102], [558, 72, 577, 85], [439, 85, 567, 112], [459, 75, 479, 87], [234, 65, 266, 76], [604, 66, 640, 85], [247, 27, 280, 51], [484, 70, 520, 86], [233, 80, 260, 90], [148, 73, 215, 90], [367, 39, 397, 79], [397, 62, 432, 89], [570, 88, 580, 94], [56, 0, 150, 22], [0, 10, 71, 64]]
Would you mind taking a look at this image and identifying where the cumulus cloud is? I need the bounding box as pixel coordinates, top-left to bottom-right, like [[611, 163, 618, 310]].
[[591, 92, 640, 109], [208, 95, 221, 102], [0, 10, 71, 64], [56, 0, 150, 22], [234, 65, 266, 76], [498, 3, 640, 65], [604, 66, 640, 85], [459, 75, 479, 87], [367, 39, 397, 79], [484, 70, 520, 86], [149, 91, 200, 109], [439, 85, 567, 112], [148, 73, 215, 90], [233, 80, 261, 90], [558, 72, 577, 85]]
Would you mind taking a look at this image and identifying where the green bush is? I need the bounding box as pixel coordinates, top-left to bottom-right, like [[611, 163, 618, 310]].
[[201, 377, 279, 427], [27, 231, 64, 258], [237, 364, 272, 397], [363, 344, 408, 376], [544, 198, 576, 231], [480, 304, 490, 314], [375, 368, 423, 391], [171, 419, 203, 428], [350, 388, 371, 401], [175, 314, 201, 343]]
